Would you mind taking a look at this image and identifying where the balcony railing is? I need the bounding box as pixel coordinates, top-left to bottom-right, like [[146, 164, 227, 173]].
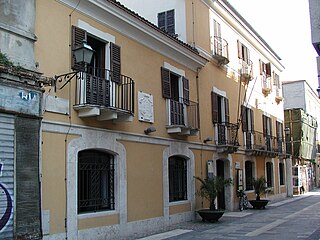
[[75, 66, 134, 115], [214, 122, 239, 145], [240, 59, 253, 83], [212, 36, 229, 65], [244, 131, 285, 156], [169, 98, 199, 129]]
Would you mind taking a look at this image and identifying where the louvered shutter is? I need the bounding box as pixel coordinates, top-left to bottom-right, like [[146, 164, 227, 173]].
[[161, 67, 171, 98], [211, 92, 218, 123], [72, 26, 87, 70], [266, 62, 271, 77], [250, 108, 254, 131], [237, 40, 242, 59], [259, 59, 263, 75], [166, 10, 175, 35], [225, 98, 229, 123], [158, 12, 166, 31], [110, 42, 121, 84], [182, 77, 189, 105], [263, 115, 267, 136], [241, 105, 247, 132], [269, 117, 272, 136]]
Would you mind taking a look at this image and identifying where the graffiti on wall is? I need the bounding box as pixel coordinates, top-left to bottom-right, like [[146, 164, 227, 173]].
[[0, 161, 13, 233]]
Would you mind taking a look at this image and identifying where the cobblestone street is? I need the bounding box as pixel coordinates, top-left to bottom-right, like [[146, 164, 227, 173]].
[[128, 190, 320, 240]]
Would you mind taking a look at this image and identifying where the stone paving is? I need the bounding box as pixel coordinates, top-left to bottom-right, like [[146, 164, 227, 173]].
[[128, 189, 320, 240]]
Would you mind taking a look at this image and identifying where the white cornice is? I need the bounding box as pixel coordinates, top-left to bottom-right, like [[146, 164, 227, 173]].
[[56, 0, 207, 71]]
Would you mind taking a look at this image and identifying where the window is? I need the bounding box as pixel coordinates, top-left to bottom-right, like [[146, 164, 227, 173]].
[[169, 156, 187, 202], [242, 105, 254, 148], [78, 150, 115, 213], [279, 162, 285, 185], [237, 40, 250, 63], [245, 161, 254, 190], [263, 115, 272, 151], [161, 67, 189, 125], [276, 121, 284, 153], [158, 9, 175, 35], [266, 162, 273, 187], [260, 60, 272, 91], [211, 92, 229, 124]]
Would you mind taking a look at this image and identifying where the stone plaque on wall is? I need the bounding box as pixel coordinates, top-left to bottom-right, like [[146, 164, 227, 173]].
[[138, 91, 154, 123]]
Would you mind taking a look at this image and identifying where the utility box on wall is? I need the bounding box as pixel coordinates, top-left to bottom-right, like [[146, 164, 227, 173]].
[[207, 160, 214, 179]]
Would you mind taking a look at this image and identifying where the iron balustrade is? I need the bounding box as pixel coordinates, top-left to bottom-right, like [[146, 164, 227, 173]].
[[214, 122, 239, 145], [169, 98, 199, 129], [75, 66, 134, 115], [240, 59, 253, 79], [212, 36, 229, 60], [244, 131, 284, 154]]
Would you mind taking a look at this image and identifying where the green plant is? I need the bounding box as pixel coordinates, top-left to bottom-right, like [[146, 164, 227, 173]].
[[0, 51, 14, 67], [252, 176, 267, 200], [194, 176, 232, 211]]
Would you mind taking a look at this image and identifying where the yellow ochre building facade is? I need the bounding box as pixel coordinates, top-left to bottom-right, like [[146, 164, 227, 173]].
[[33, 0, 291, 239]]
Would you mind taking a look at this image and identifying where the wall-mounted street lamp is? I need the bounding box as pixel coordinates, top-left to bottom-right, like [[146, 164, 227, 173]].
[[54, 40, 94, 91]]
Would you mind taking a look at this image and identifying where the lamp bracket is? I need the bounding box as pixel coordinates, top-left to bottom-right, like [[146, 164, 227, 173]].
[[54, 71, 79, 91]]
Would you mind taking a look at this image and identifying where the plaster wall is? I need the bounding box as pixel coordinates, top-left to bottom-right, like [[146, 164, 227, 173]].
[[0, 0, 36, 69]]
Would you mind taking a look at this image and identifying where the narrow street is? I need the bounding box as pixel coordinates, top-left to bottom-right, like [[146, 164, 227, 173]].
[[133, 190, 320, 240]]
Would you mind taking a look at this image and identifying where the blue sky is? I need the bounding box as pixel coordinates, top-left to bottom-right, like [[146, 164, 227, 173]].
[[228, 0, 318, 90]]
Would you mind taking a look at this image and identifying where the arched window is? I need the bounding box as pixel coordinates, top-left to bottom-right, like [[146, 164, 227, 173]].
[[78, 150, 115, 213], [245, 161, 253, 190], [169, 156, 187, 202], [266, 162, 273, 187]]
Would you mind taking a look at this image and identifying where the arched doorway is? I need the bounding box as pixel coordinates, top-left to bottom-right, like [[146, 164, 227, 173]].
[[216, 159, 225, 209]]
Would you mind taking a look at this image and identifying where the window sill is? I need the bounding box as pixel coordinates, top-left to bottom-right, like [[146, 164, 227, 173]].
[[169, 200, 190, 206], [78, 210, 118, 220]]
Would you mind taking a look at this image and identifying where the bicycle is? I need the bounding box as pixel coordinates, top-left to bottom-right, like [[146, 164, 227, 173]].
[[237, 190, 249, 211]]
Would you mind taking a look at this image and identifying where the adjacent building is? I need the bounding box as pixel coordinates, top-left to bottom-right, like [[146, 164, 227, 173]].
[[283, 80, 320, 193], [0, 0, 291, 239]]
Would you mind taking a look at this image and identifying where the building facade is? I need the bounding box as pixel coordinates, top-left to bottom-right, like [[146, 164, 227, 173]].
[[0, 0, 45, 239], [283, 80, 320, 192], [1, 0, 291, 239]]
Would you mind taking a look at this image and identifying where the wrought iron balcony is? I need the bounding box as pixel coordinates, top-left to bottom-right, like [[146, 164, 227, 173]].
[[213, 122, 239, 153], [73, 66, 134, 121], [167, 98, 199, 136], [212, 36, 229, 65], [244, 131, 284, 157], [239, 59, 253, 83]]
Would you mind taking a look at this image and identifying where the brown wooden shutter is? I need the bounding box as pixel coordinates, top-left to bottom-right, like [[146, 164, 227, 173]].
[[237, 39, 242, 59], [161, 67, 171, 98], [225, 98, 229, 123], [72, 26, 87, 70], [263, 115, 267, 136], [266, 62, 271, 77], [259, 59, 263, 75], [182, 76, 189, 105], [211, 92, 218, 123], [241, 105, 247, 132], [250, 108, 254, 131], [110, 42, 121, 84]]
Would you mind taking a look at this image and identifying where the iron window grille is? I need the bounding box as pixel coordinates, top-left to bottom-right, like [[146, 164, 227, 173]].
[[78, 150, 115, 214], [169, 156, 187, 202]]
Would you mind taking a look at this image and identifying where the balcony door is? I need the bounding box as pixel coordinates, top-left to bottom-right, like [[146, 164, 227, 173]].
[[212, 92, 229, 144]]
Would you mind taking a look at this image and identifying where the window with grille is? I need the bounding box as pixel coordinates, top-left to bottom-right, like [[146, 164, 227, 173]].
[[169, 156, 187, 202], [78, 150, 115, 214], [266, 162, 273, 187], [158, 9, 175, 36], [245, 161, 253, 190], [279, 162, 285, 185]]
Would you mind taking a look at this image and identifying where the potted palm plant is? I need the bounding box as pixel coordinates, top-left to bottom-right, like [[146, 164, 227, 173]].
[[249, 176, 270, 209], [194, 176, 232, 222]]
